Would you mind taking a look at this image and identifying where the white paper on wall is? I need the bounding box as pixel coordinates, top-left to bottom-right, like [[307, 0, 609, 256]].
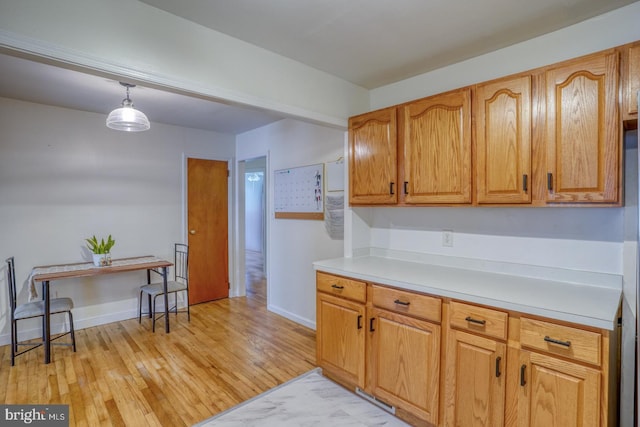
[[324, 192, 344, 239]]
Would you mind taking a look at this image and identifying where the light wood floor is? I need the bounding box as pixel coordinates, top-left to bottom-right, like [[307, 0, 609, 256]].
[[0, 251, 316, 426]]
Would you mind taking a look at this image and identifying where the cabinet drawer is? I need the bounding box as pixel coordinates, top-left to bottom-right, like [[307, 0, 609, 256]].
[[449, 301, 508, 340], [520, 317, 601, 366], [316, 272, 366, 303], [371, 285, 441, 323]]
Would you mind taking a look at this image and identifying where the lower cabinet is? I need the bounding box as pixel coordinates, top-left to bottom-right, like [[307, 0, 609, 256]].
[[512, 316, 606, 427], [516, 350, 601, 427], [443, 300, 508, 427], [443, 329, 506, 427], [315, 272, 615, 427], [369, 306, 441, 424], [316, 292, 366, 388], [315, 272, 367, 389]]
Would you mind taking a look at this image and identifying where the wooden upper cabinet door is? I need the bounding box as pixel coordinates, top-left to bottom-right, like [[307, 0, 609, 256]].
[[401, 89, 472, 204], [545, 51, 620, 203], [349, 107, 398, 205], [476, 76, 532, 204], [625, 44, 640, 117]]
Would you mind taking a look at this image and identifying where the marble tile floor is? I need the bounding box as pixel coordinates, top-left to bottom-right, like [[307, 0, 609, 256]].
[[194, 369, 410, 427]]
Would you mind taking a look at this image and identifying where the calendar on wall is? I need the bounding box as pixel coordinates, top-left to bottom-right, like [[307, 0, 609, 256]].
[[274, 163, 324, 220]]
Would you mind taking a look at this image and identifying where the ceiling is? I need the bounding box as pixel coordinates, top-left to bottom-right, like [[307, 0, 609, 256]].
[[140, 0, 637, 89], [0, 0, 636, 134], [0, 53, 287, 134]]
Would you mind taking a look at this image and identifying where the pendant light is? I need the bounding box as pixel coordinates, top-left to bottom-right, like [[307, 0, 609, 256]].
[[106, 82, 150, 132]]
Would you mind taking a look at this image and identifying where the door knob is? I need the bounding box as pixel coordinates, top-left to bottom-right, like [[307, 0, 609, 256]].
[[189, 229, 196, 235]]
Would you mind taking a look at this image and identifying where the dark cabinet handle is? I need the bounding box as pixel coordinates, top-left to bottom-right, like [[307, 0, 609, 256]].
[[465, 316, 486, 325], [390, 182, 395, 195], [522, 174, 528, 192], [357, 315, 363, 330], [544, 336, 571, 348], [394, 299, 410, 306], [331, 284, 344, 290], [547, 172, 553, 191], [495, 356, 502, 378], [520, 364, 527, 386], [404, 181, 409, 195], [369, 317, 376, 332]]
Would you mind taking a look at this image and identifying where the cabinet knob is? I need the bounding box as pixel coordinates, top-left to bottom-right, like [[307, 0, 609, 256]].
[[189, 229, 196, 235]]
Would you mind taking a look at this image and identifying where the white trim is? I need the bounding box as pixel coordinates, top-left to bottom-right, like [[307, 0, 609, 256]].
[[0, 29, 347, 129], [0, 297, 190, 346], [267, 304, 315, 330]]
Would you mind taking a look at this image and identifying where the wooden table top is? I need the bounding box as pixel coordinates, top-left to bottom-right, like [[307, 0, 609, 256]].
[[31, 255, 172, 282]]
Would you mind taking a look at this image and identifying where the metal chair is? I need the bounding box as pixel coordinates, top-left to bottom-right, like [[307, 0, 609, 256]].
[[138, 243, 190, 332], [6, 257, 76, 366]]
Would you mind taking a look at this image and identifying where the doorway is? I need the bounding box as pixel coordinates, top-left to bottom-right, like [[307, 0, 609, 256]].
[[244, 157, 267, 303], [187, 157, 229, 304]]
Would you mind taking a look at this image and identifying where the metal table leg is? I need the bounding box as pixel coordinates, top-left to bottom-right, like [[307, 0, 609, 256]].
[[163, 266, 170, 333], [43, 280, 51, 364]]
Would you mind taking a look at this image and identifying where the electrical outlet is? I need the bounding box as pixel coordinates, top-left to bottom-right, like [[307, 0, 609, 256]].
[[442, 230, 454, 247]]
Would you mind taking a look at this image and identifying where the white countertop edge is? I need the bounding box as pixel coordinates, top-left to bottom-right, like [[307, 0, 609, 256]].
[[313, 257, 621, 331]]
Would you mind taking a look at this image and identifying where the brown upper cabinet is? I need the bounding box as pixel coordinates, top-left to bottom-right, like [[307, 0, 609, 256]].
[[545, 51, 619, 203], [624, 42, 640, 119], [475, 76, 532, 204], [348, 106, 398, 205], [348, 44, 630, 207], [400, 88, 472, 204]]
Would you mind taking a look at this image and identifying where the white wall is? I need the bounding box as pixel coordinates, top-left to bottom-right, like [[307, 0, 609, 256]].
[[0, 0, 368, 128], [0, 97, 235, 343], [370, 1, 640, 110], [356, 207, 623, 273], [236, 119, 344, 328]]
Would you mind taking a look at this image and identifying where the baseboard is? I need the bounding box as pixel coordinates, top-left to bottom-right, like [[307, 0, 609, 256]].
[[267, 304, 316, 330], [0, 295, 190, 346]]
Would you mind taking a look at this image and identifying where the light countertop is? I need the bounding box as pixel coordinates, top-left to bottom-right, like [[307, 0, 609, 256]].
[[313, 254, 622, 330]]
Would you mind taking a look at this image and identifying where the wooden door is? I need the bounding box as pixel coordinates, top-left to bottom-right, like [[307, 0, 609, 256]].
[[476, 76, 532, 204], [545, 51, 619, 203], [517, 350, 600, 427], [443, 329, 506, 427], [349, 107, 398, 205], [401, 88, 472, 204], [316, 292, 366, 389], [369, 307, 440, 425], [187, 158, 229, 304]]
